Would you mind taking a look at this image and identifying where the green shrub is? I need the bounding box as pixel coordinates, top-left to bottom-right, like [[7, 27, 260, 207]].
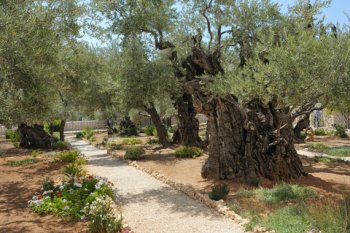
[[5, 130, 20, 143], [334, 125, 348, 138], [121, 137, 142, 145], [75, 128, 94, 140], [75, 131, 84, 139], [31, 149, 41, 158], [208, 183, 230, 201], [52, 140, 69, 150], [256, 184, 315, 204], [52, 132, 60, 140], [174, 146, 203, 158], [314, 128, 327, 136], [147, 138, 159, 145], [124, 146, 145, 160], [64, 163, 85, 177], [57, 151, 81, 163], [324, 146, 350, 157], [299, 130, 307, 140], [6, 158, 39, 167], [143, 125, 155, 136], [236, 188, 254, 198]]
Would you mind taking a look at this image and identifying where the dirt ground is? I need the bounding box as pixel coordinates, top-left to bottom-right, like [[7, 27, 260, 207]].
[[0, 137, 87, 233]]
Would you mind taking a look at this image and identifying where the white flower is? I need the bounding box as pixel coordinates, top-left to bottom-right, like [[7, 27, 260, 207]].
[[74, 183, 82, 188], [63, 205, 70, 210]]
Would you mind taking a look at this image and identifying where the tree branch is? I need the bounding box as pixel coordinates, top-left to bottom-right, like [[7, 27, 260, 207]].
[[201, 0, 213, 50]]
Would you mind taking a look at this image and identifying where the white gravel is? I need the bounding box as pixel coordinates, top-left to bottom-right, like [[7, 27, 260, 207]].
[[66, 135, 245, 233]]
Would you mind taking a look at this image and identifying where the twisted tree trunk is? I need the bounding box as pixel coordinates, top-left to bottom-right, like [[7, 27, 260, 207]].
[[18, 123, 57, 149], [294, 114, 310, 142], [172, 92, 203, 147], [145, 105, 170, 147]]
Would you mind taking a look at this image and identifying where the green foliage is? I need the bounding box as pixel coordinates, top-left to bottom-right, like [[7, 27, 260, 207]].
[[106, 142, 123, 150], [75, 131, 84, 139], [5, 130, 20, 143], [119, 116, 138, 136], [236, 188, 254, 198], [299, 131, 307, 140], [324, 146, 350, 157], [52, 141, 69, 150], [121, 137, 142, 145], [75, 128, 94, 140], [57, 151, 82, 163], [334, 125, 348, 138], [64, 163, 85, 177], [6, 158, 39, 167], [314, 156, 344, 163], [314, 128, 327, 136], [124, 146, 145, 160], [174, 146, 203, 158], [143, 125, 155, 136], [208, 183, 230, 201], [256, 184, 315, 204], [147, 138, 159, 145]]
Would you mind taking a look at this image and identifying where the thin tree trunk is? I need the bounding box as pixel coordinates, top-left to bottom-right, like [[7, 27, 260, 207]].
[[59, 119, 66, 141], [145, 105, 170, 147], [172, 93, 203, 147]]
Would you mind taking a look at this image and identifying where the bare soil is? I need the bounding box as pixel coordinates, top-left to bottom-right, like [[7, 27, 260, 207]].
[[0, 137, 87, 233]]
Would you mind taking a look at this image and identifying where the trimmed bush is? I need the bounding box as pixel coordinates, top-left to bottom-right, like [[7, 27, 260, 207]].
[[334, 125, 348, 138], [208, 183, 230, 201], [314, 128, 327, 136], [143, 125, 155, 136], [174, 146, 203, 158], [124, 146, 145, 160]]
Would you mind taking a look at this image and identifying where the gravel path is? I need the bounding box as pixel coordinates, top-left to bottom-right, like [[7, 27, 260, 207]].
[[66, 135, 245, 233]]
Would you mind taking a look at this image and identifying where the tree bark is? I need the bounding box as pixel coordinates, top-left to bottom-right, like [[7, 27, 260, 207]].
[[59, 119, 66, 141], [172, 93, 203, 147], [145, 105, 170, 147], [294, 114, 310, 143], [201, 97, 306, 181], [18, 123, 57, 149]]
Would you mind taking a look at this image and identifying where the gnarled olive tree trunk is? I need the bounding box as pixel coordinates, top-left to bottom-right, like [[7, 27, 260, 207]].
[[201, 97, 306, 181], [145, 105, 170, 147], [18, 123, 57, 149], [172, 93, 203, 147], [294, 113, 310, 143]]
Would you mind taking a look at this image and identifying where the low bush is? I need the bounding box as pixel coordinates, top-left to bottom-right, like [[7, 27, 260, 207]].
[[5, 130, 20, 144], [299, 130, 307, 140], [52, 140, 69, 150], [75, 131, 84, 139], [208, 183, 230, 201], [106, 142, 123, 150], [121, 137, 142, 145], [147, 138, 159, 145], [57, 151, 81, 163], [314, 128, 327, 136], [174, 146, 203, 158], [64, 163, 85, 177], [256, 183, 315, 204], [334, 125, 348, 138], [124, 146, 145, 160], [75, 128, 94, 140], [143, 125, 155, 136]]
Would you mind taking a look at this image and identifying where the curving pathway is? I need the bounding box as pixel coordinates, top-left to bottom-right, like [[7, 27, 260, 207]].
[[66, 134, 245, 233]]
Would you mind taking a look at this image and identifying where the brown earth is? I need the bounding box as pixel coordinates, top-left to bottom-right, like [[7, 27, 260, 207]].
[[0, 137, 87, 233]]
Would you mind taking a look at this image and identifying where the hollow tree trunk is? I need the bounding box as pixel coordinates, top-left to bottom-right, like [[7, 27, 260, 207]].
[[201, 97, 306, 181], [18, 123, 57, 149], [172, 93, 203, 147], [294, 113, 310, 143], [59, 119, 66, 141], [145, 105, 170, 147]]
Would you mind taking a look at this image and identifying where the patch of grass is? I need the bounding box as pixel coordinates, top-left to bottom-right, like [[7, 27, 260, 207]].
[[52, 140, 69, 150], [236, 188, 254, 198], [121, 137, 142, 145], [303, 143, 329, 151], [314, 156, 344, 163], [324, 146, 350, 157], [124, 146, 145, 160], [256, 183, 315, 204], [6, 158, 39, 167], [264, 205, 311, 233], [174, 146, 203, 158]]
